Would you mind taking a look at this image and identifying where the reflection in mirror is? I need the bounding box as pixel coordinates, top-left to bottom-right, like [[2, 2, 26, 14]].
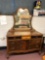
[[14, 8, 32, 29]]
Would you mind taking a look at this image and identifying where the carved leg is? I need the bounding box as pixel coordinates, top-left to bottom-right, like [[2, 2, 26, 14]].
[[6, 54, 10, 59], [38, 50, 41, 55], [6, 52, 10, 59]]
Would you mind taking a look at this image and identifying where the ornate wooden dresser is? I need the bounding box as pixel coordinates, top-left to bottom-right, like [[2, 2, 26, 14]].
[[7, 29, 43, 56], [7, 9, 43, 57]]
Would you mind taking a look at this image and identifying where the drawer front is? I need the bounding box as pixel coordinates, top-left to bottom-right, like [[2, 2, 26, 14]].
[[27, 38, 42, 49], [8, 41, 15, 51], [15, 40, 26, 50], [8, 40, 27, 51], [31, 38, 42, 44], [8, 37, 15, 41]]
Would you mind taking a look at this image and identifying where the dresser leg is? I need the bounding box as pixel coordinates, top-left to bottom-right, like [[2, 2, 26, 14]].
[[6, 54, 10, 59], [38, 50, 42, 55]]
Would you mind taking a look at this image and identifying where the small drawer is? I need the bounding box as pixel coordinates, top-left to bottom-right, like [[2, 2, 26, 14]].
[[31, 36, 42, 38], [8, 37, 15, 40], [22, 36, 31, 40], [15, 36, 21, 39]]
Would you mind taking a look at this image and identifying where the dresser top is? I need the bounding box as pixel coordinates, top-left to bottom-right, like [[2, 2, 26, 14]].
[[7, 28, 43, 37]]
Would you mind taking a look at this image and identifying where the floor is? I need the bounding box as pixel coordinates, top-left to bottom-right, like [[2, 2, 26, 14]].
[[0, 49, 43, 60]]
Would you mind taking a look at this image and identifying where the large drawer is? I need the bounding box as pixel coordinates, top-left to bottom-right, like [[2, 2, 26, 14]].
[[27, 38, 42, 49], [8, 40, 27, 51]]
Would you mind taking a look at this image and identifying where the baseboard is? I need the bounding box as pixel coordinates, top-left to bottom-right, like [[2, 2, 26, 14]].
[[0, 47, 7, 50], [44, 44, 45, 46]]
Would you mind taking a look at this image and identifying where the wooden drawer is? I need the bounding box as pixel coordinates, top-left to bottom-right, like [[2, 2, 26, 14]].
[[31, 38, 42, 44], [27, 38, 42, 49], [15, 40, 26, 50], [8, 41, 15, 51], [8, 40, 27, 51], [7, 37, 15, 41]]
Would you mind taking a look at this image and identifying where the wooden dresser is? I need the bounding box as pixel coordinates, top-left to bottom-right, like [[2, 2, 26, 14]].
[[7, 29, 43, 56]]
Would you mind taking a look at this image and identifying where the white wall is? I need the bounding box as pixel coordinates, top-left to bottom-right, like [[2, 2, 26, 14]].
[[0, 15, 14, 47], [32, 16, 45, 43], [32, 16, 45, 34]]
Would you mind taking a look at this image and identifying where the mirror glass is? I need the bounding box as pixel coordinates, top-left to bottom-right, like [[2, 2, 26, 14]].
[[14, 8, 32, 29]]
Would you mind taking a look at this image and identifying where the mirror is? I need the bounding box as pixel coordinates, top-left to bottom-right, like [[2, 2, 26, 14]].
[[14, 8, 32, 29]]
